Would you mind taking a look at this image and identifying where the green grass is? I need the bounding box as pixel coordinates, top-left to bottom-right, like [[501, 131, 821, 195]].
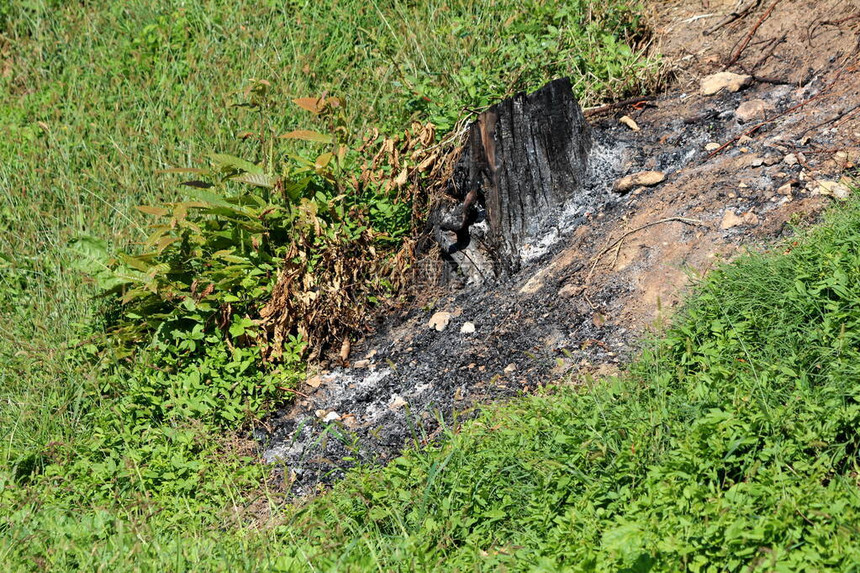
[[0, 1, 660, 570], [5, 0, 860, 570]]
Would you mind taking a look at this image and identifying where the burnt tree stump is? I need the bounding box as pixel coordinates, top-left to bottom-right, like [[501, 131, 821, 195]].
[[432, 77, 591, 283]]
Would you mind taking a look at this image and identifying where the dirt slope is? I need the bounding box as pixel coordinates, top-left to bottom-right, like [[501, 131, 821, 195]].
[[259, 0, 860, 496]]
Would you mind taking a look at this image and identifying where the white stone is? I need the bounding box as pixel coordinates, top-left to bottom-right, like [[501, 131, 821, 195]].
[[817, 180, 851, 200], [428, 311, 452, 331], [619, 115, 640, 131], [613, 171, 666, 194], [323, 411, 341, 423], [700, 72, 753, 95], [720, 211, 744, 230], [777, 182, 793, 196], [460, 321, 476, 334], [735, 99, 772, 123]]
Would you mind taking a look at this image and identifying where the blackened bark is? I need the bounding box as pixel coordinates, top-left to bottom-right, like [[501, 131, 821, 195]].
[[433, 77, 591, 283]]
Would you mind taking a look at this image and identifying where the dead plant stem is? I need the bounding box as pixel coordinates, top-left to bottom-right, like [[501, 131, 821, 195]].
[[724, 0, 783, 69], [585, 217, 706, 286]]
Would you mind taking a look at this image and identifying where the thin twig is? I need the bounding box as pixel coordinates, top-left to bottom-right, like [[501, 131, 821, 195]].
[[283, 386, 311, 398], [584, 96, 655, 118], [683, 13, 718, 24], [808, 12, 860, 42], [585, 217, 707, 285], [751, 32, 787, 70], [724, 0, 783, 69], [795, 102, 860, 139], [705, 0, 760, 36], [608, 238, 625, 270]]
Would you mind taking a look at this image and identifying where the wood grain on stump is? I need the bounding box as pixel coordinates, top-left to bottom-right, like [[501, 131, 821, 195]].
[[433, 77, 591, 283]]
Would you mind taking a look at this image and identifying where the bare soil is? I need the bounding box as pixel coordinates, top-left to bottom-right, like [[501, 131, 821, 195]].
[[258, 0, 860, 496]]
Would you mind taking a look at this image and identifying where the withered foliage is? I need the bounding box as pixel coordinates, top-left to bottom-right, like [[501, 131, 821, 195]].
[[256, 120, 465, 361]]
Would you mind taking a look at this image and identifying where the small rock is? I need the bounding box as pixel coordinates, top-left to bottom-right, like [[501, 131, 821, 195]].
[[504, 363, 517, 374], [613, 170, 666, 194], [559, 283, 584, 298], [743, 211, 759, 225], [738, 135, 754, 144], [817, 180, 851, 200], [763, 155, 780, 166], [777, 182, 794, 196], [323, 411, 341, 423], [352, 359, 370, 369], [784, 153, 798, 166], [619, 115, 640, 131], [720, 211, 745, 230], [750, 157, 764, 167], [705, 142, 721, 151], [834, 186, 852, 200], [700, 72, 753, 95], [389, 395, 407, 410], [735, 99, 772, 123], [460, 321, 476, 334], [428, 311, 452, 331]]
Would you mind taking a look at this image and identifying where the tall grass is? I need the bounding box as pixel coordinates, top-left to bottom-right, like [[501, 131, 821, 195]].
[[0, 0, 654, 460], [0, 1, 658, 570]]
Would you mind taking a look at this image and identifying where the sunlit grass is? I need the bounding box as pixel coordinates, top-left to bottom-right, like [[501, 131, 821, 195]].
[[0, 1, 664, 569]]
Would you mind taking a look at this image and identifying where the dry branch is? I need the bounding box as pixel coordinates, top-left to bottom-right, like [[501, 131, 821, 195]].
[[584, 96, 655, 118], [724, 0, 783, 69], [585, 217, 707, 285], [705, 0, 761, 36]]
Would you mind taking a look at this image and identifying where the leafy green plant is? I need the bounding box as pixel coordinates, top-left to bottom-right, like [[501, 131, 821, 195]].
[[69, 93, 389, 363]]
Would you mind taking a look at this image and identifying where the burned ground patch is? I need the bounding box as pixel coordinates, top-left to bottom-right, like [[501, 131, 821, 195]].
[[257, 0, 860, 497]]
